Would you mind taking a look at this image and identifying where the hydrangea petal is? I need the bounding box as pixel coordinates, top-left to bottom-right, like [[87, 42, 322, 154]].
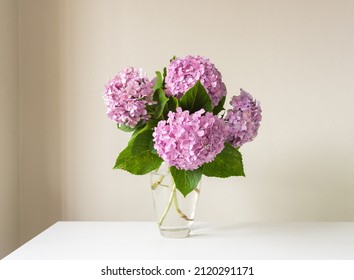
[[153, 108, 229, 170], [103, 67, 154, 127], [225, 89, 262, 147], [165, 55, 227, 106]]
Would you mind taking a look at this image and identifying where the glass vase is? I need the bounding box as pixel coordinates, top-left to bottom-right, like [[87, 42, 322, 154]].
[[150, 163, 201, 238]]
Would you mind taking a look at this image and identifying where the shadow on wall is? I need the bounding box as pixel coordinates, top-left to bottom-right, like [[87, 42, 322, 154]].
[[19, 0, 63, 245]]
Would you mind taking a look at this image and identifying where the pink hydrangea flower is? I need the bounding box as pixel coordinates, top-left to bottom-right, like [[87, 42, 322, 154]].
[[225, 89, 262, 147], [103, 67, 155, 127], [165, 55, 227, 106], [153, 108, 228, 170]]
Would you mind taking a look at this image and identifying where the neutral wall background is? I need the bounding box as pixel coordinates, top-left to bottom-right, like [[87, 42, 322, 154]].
[[1, 0, 354, 257], [0, 0, 19, 258]]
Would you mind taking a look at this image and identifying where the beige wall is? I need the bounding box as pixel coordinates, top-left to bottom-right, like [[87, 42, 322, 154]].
[[59, 0, 354, 224], [19, 0, 63, 244], [0, 0, 19, 258], [2, 0, 354, 252]]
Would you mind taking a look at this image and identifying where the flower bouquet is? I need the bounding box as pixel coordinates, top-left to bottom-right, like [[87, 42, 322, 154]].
[[103, 55, 262, 237]]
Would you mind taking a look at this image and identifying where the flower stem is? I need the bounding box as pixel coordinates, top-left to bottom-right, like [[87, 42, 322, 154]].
[[151, 175, 165, 190], [155, 165, 197, 226], [158, 182, 176, 226], [173, 193, 193, 221]]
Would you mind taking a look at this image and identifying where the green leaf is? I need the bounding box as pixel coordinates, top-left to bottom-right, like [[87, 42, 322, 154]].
[[170, 167, 202, 197], [213, 96, 226, 115], [132, 119, 158, 138], [202, 143, 245, 178], [162, 67, 167, 88], [153, 71, 163, 90], [153, 88, 169, 118], [146, 103, 155, 115], [150, 140, 158, 154], [179, 80, 213, 113], [163, 96, 179, 118], [114, 130, 163, 175], [117, 123, 136, 132], [170, 55, 177, 62]]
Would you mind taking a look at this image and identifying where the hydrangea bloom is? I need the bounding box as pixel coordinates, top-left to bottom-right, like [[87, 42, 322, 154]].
[[165, 55, 227, 106], [103, 67, 155, 127], [225, 89, 262, 147], [153, 108, 228, 170]]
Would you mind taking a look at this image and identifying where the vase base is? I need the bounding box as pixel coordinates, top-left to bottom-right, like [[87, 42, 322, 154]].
[[160, 228, 190, 238]]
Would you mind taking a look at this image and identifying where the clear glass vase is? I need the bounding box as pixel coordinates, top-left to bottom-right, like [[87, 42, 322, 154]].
[[150, 163, 201, 238]]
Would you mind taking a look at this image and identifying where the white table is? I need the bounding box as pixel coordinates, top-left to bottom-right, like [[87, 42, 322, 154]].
[[4, 222, 354, 260]]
